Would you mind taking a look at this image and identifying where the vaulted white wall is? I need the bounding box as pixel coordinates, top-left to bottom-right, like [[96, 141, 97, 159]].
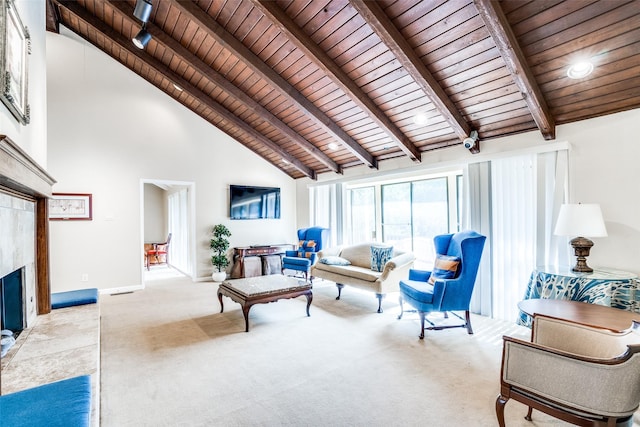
[[46, 28, 297, 291]]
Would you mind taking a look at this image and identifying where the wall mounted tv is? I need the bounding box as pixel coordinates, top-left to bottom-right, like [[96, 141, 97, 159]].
[[229, 185, 281, 220]]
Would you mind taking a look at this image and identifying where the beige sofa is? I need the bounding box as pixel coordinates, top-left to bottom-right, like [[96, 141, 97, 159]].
[[311, 243, 415, 313]]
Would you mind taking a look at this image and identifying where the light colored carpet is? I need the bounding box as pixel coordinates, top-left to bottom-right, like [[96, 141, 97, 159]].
[[99, 274, 633, 426]]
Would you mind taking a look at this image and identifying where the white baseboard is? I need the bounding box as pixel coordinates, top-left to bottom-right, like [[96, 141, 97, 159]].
[[100, 284, 144, 295]]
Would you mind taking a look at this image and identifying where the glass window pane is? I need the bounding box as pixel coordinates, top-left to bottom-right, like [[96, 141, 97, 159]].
[[349, 187, 375, 243], [411, 178, 449, 268], [381, 183, 412, 252]]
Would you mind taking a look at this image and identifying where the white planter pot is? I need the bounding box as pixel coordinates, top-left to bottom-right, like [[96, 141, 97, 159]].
[[211, 271, 227, 282]]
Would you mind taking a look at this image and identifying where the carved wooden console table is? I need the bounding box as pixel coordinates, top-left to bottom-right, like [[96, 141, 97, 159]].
[[230, 244, 294, 279]]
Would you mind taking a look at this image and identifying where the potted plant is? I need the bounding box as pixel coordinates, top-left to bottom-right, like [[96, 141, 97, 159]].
[[210, 224, 232, 282]]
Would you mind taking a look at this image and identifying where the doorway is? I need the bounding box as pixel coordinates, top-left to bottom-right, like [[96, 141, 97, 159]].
[[141, 180, 195, 282]]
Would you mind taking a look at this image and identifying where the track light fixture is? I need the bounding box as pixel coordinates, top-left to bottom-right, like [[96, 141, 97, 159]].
[[133, 0, 152, 23], [132, 0, 152, 49], [132, 25, 151, 49]]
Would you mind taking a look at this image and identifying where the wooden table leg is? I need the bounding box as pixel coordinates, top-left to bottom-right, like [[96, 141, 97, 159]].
[[218, 290, 224, 313], [305, 291, 312, 316], [242, 303, 252, 332]]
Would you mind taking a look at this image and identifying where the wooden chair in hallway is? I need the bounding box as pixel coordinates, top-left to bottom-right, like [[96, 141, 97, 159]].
[[144, 233, 172, 270]]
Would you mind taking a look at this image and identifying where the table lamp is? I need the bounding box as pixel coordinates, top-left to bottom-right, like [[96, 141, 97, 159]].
[[554, 203, 608, 273]]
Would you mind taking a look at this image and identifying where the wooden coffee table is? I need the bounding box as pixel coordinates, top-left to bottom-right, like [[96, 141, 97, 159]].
[[518, 298, 640, 332], [218, 275, 312, 332]]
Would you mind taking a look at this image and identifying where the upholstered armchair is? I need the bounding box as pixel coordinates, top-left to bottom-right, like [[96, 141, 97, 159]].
[[497, 314, 640, 427], [281, 227, 329, 282], [398, 230, 486, 339]]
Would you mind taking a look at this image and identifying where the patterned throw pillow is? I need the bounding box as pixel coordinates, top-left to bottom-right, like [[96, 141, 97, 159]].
[[297, 240, 317, 258], [319, 256, 351, 266], [370, 245, 393, 272], [428, 254, 461, 285]]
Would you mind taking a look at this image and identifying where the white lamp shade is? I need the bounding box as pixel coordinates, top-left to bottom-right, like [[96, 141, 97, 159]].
[[554, 204, 608, 237]]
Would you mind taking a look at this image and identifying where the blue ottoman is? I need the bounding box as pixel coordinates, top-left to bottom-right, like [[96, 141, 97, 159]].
[[51, 288, 99, 309], [0, 375, 92, 426]]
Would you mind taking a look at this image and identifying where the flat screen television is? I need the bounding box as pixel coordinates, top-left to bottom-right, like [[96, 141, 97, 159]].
[[229, 185, 281, 220]]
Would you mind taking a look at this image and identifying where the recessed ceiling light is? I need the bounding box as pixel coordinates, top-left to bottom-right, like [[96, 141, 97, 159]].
[[567, 61, 594, 79], [281, 158, 290, 164], [328, 142, 338, 150], [413, 113, 428, 126], [173, 84, 183, 92]]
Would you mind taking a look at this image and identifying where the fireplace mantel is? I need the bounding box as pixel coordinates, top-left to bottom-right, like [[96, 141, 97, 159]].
[[0, 135, 56, 198]]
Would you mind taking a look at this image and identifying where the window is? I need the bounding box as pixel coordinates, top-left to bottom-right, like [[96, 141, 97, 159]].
[[341, 171, 462, 269], [348, 186, 375, 243]]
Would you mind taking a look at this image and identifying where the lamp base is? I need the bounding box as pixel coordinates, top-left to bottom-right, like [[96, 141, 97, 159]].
[[570, 236, 594, 273]]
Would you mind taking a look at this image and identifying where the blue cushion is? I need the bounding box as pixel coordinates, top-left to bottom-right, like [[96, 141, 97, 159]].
[[399, 279, 435, 304], [283, 257, 312, 267], [427, 255, 460, 285], [319, 256, 351, 266], [0, 375, 92, 427], [51, 288, 99, 309], [370, 245, 393, 272]]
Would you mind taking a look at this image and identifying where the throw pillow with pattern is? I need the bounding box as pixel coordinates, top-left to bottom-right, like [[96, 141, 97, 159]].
[[370, 245, 393, 272], [428, 254, 461, 285]]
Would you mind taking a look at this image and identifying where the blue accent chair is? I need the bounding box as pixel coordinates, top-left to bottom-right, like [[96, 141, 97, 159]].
[[282, 227, 330, 282], [398, 230, 486, 339]]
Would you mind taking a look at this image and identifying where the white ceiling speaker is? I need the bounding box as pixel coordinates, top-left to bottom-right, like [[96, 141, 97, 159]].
[[463, 130, 479, 153]]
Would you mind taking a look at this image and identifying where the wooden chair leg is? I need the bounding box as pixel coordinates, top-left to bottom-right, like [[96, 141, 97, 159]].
[[525, 406, 533, 421], [419, 311, 426, 339], [496, 395, 508, 427], [336, 283, 344, 300], [376, 293, 384, 313], [465, 310, 474, 334]]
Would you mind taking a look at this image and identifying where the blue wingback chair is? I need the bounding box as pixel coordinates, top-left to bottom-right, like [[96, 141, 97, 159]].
[[398, 230, 486, 339], [282, 227, 330, 282]]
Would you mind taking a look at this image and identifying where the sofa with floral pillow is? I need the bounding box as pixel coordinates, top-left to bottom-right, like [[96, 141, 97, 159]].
[[311, 242, 415, 313]]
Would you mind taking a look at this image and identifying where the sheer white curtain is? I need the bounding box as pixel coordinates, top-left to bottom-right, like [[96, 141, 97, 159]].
[[491, 154, 537, 321], [466, 149, 568, 321], [309, 183, 341, 246], [168, 188, 190, 275]]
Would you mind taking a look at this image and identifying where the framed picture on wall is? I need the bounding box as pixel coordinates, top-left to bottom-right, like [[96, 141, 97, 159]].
[[49, 193, 93, 221], [0, 0, 30, 125]]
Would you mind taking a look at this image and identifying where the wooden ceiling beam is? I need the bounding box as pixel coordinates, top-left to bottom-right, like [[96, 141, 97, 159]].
[[253, 0, 421, 162], [46, 0, 60, 33], [106, 0, 340, 175], [350, 0, 473, 142], [474, 0, 556, 140], [171, 0, 377, 169], [53, 0, 316, 180]]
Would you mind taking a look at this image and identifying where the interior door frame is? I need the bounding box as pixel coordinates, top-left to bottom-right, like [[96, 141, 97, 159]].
[[140, 179, 196, 283]]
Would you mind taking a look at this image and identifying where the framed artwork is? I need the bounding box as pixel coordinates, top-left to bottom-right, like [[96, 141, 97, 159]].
[[0, 0, 30, 125], [49, 193, 93, 221]]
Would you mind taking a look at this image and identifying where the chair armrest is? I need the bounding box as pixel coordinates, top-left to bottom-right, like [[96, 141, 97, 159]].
[[408, 269, 431, 282], [379, 253, 416, 281], [501, 335, 640, 415], [284, 250, 299, 257]]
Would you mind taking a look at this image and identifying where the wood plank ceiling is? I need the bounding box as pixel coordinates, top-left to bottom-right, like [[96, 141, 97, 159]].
[[46, 0, 640, 179]]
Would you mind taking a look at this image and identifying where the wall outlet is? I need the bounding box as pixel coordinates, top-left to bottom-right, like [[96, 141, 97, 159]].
[[81, 274, 89, 282]]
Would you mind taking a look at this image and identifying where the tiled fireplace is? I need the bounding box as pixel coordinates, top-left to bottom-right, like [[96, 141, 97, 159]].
[[0, 135, 56, 336]]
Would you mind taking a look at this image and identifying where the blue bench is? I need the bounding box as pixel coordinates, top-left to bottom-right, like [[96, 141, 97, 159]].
[[51, 288, 99, 309], [0, 375, 91, 426]]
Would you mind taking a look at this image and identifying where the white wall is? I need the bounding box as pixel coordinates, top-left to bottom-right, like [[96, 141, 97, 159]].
[[297, 108, 640, 276], [46, 28, 297, 292]]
